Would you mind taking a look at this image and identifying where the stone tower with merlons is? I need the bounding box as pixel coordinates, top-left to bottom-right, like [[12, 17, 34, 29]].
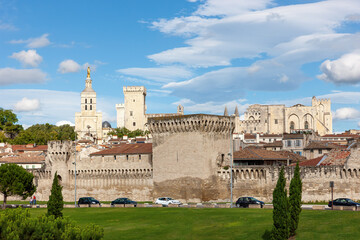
[[75, 67, 103, 140]]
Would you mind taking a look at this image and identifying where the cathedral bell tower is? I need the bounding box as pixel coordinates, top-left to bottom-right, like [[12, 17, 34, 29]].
[[75, 67, 103, 141]]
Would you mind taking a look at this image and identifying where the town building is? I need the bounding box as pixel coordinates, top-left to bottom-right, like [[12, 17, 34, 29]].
[[234, 96, 332, 135], [75, 67, 103, 141]]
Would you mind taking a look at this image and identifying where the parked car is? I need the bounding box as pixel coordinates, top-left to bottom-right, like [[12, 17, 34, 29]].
[[78, 197, 101, 206], [111, 198, 137, 207], [236, 197, 264, 208], [328, 198, 360, 208], [155, 197, 181, 206]]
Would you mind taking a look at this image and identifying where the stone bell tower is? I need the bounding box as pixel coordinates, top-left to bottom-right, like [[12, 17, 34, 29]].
[[75, 67, 103, 140]]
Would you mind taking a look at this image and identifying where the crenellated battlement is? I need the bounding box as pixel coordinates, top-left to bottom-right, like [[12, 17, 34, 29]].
[[47, 140, 74, 164], [123, 86, 146, 95], [312, 96, 331, 106], [217, 165, 356, 181], [148, 114, 235, 134]]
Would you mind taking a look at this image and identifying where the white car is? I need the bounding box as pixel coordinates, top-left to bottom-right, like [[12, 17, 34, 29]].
[[155, 197, 181, 205]]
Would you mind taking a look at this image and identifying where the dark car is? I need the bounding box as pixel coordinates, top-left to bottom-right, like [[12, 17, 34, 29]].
[[328, 198, 360, 208], [78, 197, 101, 206], [236, 197, 264, 208], [111, 198, 137, 207]]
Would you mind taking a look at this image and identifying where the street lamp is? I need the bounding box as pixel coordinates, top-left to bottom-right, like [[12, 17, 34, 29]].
[[74, 134, 77, 207], [229, 117, 234, 208]]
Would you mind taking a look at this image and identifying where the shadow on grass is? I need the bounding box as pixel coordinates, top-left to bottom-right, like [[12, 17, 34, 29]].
[[262, 229, 271, 240]]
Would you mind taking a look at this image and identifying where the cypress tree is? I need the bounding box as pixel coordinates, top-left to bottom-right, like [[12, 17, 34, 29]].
[[289, 162, 302, 236], [47, 172, 64, 218], [271, 167, 289, 240]]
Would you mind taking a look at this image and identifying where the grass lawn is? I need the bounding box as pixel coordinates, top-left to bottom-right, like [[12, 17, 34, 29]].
[[28, 208, 360, 240]]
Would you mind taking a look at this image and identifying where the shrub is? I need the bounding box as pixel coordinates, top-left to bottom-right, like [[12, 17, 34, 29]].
[[289, 162, 302, 236], [0, 208, 104, 240], [271, 167, 289, 240], [47, 172, 64, 218]]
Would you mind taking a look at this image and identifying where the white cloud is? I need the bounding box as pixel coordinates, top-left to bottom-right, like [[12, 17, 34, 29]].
[[0, 89, 117, 127], [173, 98, 249, 115], [318, 51, 360, 84], [0, 68, 46, 86], [142, 0, 360, 102], [10, 50, 43, 67], [58, 59, 81, 73], [13, 97, 40, 112], [117, 66, 193, 82], [10, 34, 51, 48], [58, 60, 98, 74], [56, 120, 74, 126], [333, 107, 360, 120]]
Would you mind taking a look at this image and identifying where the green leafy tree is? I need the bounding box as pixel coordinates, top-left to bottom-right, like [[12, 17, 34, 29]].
[[289, 162, 302, 236], [3, 122, 23, 139], [0, 208, 104, 239], [108, 127, 147, 139], [11, 123, 76, 145], [47, 172, 64, 218], [0, 163, 36, 209], [271, 167, 289, 240], [0, 108, 18, 129]]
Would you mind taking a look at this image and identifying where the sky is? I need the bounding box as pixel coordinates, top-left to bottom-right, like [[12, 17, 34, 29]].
[[1, 0, 360, 132]]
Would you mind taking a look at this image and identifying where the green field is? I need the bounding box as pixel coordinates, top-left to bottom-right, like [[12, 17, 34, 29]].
[[27, 208, 360, 240]]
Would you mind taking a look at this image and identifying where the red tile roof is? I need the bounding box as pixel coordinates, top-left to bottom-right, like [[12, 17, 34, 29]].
[[304, 141, 343, 150], [263, 141, 283, 148], [233, 148, 302, 161], [12, 145, 48, 152], [0, 154, 45, 164], [293, 149, 351, 166], [90, 143, 152, 156]]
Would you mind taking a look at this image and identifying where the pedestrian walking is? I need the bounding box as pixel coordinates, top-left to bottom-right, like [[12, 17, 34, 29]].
[[33, 195, 36, 205]]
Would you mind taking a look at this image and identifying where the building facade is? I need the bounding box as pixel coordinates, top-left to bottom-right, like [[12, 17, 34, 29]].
[[116, 86, 184, 131], [75, 68, 103, 140], [235, 96, 332, 136]]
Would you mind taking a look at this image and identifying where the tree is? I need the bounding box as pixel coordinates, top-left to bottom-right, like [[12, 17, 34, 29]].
[[0, 108, 18, 129], [108, 127, 148, 139], [0, 208, 104, 239], [271, 167, 289, 240], [289, 162, 302, 236], [0, 163, 36, 209], [47, 172, 64, 218]]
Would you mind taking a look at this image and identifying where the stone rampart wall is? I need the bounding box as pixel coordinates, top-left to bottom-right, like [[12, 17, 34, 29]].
[[217, 166, 360, 202]]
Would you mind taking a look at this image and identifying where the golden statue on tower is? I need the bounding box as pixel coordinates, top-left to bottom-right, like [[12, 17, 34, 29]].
[[87, 66, 90, 78]]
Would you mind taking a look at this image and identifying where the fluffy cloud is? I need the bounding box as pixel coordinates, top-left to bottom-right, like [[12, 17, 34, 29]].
[[10, 34, 51, 48], [13, 97, 40, 112], [164, 62, 302, 102], [10, 50, 43, 67], [173, 98, 249, 115], [146, 0, 360, 102], [58, 60, 98, 74], [0, 68, 46, 86], [333, 107, 360, 120], [56, 120, 74, 126], [117, 66, 193, 82], [0, 89, 117, 128], [318, 51, 360, 84], [58, 59, 81, 73]]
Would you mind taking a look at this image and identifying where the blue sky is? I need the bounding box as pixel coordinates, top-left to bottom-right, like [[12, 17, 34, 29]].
[[1, 0, 360, 132]]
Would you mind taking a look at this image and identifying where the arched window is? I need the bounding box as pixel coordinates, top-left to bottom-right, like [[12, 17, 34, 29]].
[[90, 99, 92, 104], [85, 105, 87, 110], [304, 121, 309, 129], [90, 105, 92, 110], [85, 99, 87, 103], [290, 121, 295, 130]]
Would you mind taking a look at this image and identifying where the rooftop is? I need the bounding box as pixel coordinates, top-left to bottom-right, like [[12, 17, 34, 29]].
[[90, 143, 152, 156]]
